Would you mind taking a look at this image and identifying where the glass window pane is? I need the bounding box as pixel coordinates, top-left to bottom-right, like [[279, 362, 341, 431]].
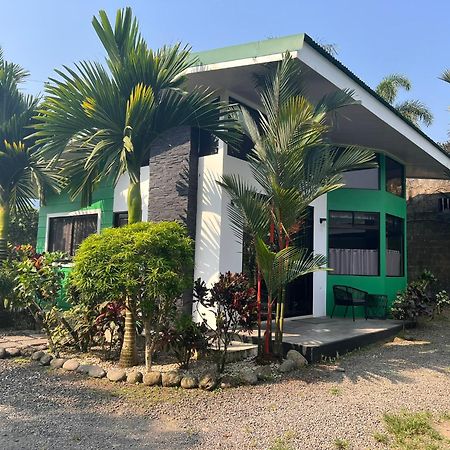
[[386, 214, 404, 277], [329, 211, 380, 276], [342, 167, 379, 189], [114, 212, 128, 227], [386, 157, 404, 197]]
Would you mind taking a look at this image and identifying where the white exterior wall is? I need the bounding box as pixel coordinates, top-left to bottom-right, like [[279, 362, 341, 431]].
[[113, 167, 150, 220], [193, 141, 328, 321]]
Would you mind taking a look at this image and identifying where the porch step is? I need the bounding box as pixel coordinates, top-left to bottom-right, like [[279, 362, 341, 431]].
[[210, 340, 258, 363]]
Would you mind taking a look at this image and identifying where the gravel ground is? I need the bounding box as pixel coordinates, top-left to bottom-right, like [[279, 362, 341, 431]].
[[1, 319, 450, 450]]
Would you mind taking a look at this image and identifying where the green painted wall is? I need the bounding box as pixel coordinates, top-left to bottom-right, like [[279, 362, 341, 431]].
[[326, 155, 407, 317], [36, 182, 115, 253]]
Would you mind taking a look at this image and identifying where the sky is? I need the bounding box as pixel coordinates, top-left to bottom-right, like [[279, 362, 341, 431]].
[[1, 0, 449, 143]]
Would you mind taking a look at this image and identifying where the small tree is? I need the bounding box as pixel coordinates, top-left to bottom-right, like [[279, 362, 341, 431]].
[[70, 221, 193, 370], [194, 272, 257, 373]]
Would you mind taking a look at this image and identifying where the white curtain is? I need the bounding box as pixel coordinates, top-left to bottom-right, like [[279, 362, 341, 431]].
[[386, 249, 402, 276], [329, 248, 379, 275]]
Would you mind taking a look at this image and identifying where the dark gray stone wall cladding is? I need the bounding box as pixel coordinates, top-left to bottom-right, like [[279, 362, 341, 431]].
[[148, 127, 199, 313]]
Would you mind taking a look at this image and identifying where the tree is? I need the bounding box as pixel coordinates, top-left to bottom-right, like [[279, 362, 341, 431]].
[[70, 222, 194, 371], [220, 53, 375, 358], [440, 69, 450, 85], [375, 74, 433, 127], [8, 208, 38, 247], [34, 8, 238, 367], [0, 48, 60, 263]]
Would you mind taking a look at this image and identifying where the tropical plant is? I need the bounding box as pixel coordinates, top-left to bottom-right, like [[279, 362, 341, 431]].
[[375, 74, 433, 127], [440, 69, 450, 85], [34, 8, 238, 367], [194, 272, 257, 372], [8, 208, 38, 247], [70, 221, 194, 370], [391, 270, 450, 321], [166, 313, 208, 369], [0, 48, 60, 263], [220, 53, 375, 357]]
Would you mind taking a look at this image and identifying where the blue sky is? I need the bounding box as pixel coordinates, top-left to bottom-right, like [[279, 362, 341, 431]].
[[2, 0, 449, 142]]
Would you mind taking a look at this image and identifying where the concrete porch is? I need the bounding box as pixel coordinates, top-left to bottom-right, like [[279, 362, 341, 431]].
[[242, 317, 405, 362]]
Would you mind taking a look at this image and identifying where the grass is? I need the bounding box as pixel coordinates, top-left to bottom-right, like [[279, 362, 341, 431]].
[[373, 431, 390, 444], [10, 357, 30, 365], [333, 438, 350, 449], [382, 411, 447, 449], [329, 386, 342, 396], [267, 431, 297, 450]]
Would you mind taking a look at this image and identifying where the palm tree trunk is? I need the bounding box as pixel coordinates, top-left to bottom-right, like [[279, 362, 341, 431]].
[[118, 174, 142, 367], [0, 200, 10, 262], [119, 296, 137, 367]]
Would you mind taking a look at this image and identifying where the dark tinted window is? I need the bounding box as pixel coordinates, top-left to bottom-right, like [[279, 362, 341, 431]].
[[329, 211, 380, 276], [113, 212, 128, 227], [191, 128, 219, 157], [386, 214, 404, 277], [386, 156, 404, 197], [48, 214, 98, 256]]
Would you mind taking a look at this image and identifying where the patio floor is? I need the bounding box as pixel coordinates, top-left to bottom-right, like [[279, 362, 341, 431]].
[[242, 317, 405, 362]]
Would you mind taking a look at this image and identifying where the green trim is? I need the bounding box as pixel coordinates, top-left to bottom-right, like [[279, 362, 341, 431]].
[[192, 33, 305, 66], [326, 155, 407, 317]]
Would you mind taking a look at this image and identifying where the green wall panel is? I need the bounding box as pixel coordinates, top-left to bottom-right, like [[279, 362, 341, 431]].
[[326, 155, 407, 317], [36, 182, 115, 253]]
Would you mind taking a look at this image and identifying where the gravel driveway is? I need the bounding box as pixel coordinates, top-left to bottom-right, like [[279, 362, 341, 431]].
[[1, 319, 450, 450]]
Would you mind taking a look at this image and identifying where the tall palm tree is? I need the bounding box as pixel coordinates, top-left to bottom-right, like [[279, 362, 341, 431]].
[[34, 8, 238, 367], [0, 48, 60, 263], [221, 54, 375, 357], [440, 69, 450, 84], [376, 74, 433, 127]]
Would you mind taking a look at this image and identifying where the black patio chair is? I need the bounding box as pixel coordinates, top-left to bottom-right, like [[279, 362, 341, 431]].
[[331, 285, 368, 321]]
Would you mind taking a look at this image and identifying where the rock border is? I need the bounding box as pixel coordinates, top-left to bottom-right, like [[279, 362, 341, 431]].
[[1, 346, 308, 391]]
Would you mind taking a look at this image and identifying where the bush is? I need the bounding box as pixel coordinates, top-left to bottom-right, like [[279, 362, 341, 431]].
[[391, 270, 450, 321], [70, 221, 194, 370], [194, 272, 257, 372]]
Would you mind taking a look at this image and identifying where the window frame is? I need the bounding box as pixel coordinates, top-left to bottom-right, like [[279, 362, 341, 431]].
[[386, 213, 405, 278], [45, 209, 101, 255], [328, 210, 381, 277]]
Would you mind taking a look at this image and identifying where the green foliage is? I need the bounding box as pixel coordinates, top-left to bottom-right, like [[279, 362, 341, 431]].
[[167, 313, 208, 369], [391, 271, 450, 321], [194, 272, 257, 372], [333, 438, 350, 450], [8, 208, 38, 247]]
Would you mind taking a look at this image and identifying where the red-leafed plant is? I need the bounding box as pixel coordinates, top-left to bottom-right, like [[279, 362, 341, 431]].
[[193, 271, 257, 372]]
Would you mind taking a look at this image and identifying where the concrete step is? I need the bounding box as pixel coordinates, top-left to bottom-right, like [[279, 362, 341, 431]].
[[210, 340, 258, 363]]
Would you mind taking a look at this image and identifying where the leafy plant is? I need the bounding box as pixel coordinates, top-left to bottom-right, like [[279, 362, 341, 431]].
[[70, 221, 194, 370], [94, 301, 126, 359], [193, 272, 257, 372], [167, 313, 208, 369], [391, 271, 449, 321]]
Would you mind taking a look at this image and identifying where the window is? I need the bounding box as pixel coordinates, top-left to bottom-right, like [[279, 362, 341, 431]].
[[228, 97, 262, 160], [438, 197, 450, 212], [386, 214, 404, 277], [341, 155, 379, 190], [48, 214, 98, 256], [329, 211, 380, 276], [386, 156, 404, 197], [113, 211, 128, 227], [191, 128, 218, 157]]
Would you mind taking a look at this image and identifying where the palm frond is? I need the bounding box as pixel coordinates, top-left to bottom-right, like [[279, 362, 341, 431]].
[[396, 99, 433, 127], [375, 74, 411, 104]]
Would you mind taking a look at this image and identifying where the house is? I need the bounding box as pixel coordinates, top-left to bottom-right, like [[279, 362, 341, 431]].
[[36, 34, 450, 320]]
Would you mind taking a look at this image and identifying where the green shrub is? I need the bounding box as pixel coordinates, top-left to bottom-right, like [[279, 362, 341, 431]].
[[70, 221, 194, 370], [391, 270, 450, 321]]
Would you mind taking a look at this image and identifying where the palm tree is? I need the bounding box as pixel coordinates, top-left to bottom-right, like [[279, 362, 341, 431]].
[[376, 74, 433, 127], [34, 8, 238, 367], [0, 48, 60, 263], [440, 69, 450, 84], [221, 53, 375, 357]]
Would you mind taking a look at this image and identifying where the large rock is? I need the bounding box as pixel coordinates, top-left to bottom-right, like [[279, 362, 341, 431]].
[[287, 349, 308, 368], [62, 359, 80, 371], [199, 372, 218, 391], [31, 350, 45, 361], [143, 371, 162, 386], [88, 366, 106, 379], [127, 371, 143, 384], [180, 376, 198, 389], [50, 358, 66, 369], [239, 369, 258, 385], [107, 368, 127, 382], [161, 371, 182, 387], [5, 348, 21, 357], [77, 364, 93, 374], [39, 354, 53, 366], [278, 359, 296, 373], [220, 374, 240, 389], [255, 365, 273, 381], [0, 348, 6, 359]]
